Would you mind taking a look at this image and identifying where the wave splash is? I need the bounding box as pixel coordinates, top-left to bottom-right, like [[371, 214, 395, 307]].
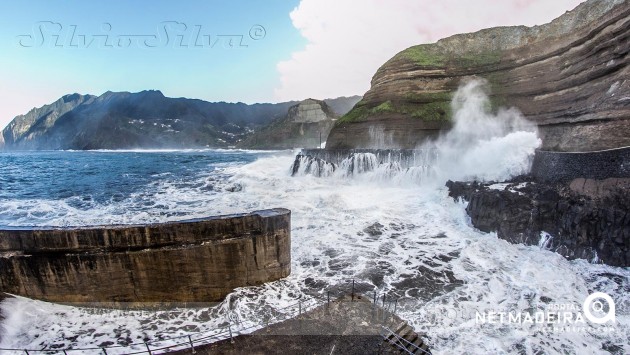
[[0, 81, 627, 354], [293, 78, 541, 184]]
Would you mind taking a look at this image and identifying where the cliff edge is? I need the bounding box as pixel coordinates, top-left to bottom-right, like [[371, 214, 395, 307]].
[[327, 0, 629, 151], [238, 99, 339, 149]]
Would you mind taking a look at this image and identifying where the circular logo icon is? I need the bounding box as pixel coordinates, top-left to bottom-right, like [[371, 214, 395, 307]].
[[583, 292, 615, 324], [249, 25, 266, 40]]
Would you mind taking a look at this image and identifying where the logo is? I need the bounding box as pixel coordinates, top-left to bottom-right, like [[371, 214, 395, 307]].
[[471, 292, 616, 333], [583, 292, 615, 324]]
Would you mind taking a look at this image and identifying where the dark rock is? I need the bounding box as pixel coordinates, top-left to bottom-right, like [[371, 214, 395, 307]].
[[363, 222, 385, 237], [447, 178, 630, 267], [531, 147, 630, 183]]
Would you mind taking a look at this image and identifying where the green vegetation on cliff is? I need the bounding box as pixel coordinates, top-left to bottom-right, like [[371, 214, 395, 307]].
[[394, 43, 502, 68], [337, 91, 453, 124], [397, 44, 447, 66], [327, 0, 630, 150]]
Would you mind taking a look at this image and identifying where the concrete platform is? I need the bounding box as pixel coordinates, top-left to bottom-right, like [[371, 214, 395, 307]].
[[176, 294, 429, 355]]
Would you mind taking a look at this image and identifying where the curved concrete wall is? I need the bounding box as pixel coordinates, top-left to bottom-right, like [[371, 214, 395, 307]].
[[531, 147, 630, 183], [0, 208, 291, 304]]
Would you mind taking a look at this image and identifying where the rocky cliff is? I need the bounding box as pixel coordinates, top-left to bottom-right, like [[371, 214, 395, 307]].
[[238, 98, 352, 149], [327, 0, 629, 151], [444, 146, 629, 267], [447, 177, 629, 267]]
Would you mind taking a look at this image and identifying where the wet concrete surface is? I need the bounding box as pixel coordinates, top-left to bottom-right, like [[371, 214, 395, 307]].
[[176, 294, 424, 355]]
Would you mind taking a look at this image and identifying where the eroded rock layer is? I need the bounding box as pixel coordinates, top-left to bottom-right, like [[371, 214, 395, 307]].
[[447, 178, 629, 267], [0, 209, 291, 305], [327, 0, 629, 151], [237, 99, 344, 149]]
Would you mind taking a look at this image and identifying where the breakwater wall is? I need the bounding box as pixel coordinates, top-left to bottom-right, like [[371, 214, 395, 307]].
[[531, 147, 630, 183], [292, 148, 438, 177], [0, 208, 291, 305]]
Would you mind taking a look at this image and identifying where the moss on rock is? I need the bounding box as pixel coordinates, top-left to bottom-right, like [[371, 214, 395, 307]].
[[397, 44, 448, 67], [337, 98, 452, 124]]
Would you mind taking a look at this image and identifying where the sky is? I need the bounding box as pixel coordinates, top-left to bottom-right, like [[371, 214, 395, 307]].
[[0, 0, 585, 130]]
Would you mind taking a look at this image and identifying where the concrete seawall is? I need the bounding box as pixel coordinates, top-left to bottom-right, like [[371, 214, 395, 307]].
[[0, 208, 291, 305], [298, 149, 437, 167], [531, 147, 630, 183]]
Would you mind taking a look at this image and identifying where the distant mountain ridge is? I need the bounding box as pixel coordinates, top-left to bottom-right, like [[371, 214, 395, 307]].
[[0, 91, 361, 150], [237, 98, 345, 149]]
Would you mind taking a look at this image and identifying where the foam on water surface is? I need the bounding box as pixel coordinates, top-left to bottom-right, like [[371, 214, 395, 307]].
[[1, 151, 627, 354], [0, 80, 627, 354]]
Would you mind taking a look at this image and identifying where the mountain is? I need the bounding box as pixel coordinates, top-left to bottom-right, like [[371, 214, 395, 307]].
[[1, 91, 361, 151], [321, 95, 362, 118], [0, 91, 294, 150], [326, 0, 629, 152], [237, 99, 338, 149]]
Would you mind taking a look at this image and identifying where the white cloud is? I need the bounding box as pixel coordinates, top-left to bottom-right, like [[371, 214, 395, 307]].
[[274, 0, 584, 101]]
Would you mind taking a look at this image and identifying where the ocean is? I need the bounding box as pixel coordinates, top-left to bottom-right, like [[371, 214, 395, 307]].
[[0, 148, 628, 354], [1, 81, 628, 354]]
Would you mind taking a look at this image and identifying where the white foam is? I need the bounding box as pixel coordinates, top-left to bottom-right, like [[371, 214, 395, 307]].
[[2, 153, 627, 354], [0, 81, 627, 354]]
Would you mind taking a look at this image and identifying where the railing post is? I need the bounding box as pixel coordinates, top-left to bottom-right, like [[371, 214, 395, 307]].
[[327, 291, 330, 306], [145, 342, 152, 355], [228, 323, 235, 344], [351, 279, 355, 300], [394, 298, 398, 314], [298, 301, 302, 316], [382, 295, 387, 323], [373, 290, 376, 304], [188, 335, 196, 354]]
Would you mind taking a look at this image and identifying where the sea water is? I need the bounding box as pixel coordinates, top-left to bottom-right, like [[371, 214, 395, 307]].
[[0, 80, 627, 354]]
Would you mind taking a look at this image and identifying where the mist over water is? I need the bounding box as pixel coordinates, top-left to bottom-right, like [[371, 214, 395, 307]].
[[0, 83, 628, 354]]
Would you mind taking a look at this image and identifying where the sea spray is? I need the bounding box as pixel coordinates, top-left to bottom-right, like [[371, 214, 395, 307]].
[[0, 117, 627, 353], [293, 78, 541, 184], [0, 150, 628, 354], [426, 78, 541, 183]]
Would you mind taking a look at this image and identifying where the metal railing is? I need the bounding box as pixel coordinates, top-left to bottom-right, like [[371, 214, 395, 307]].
[[0, 280, 424, 355], [380, 326, 431, 355], [0, 298, 321, 355]]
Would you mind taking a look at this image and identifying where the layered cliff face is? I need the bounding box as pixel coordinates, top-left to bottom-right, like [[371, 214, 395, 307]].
[[327, 0, 629, 151], [238, 98, 351, 149], [0, 91, 299, 150]]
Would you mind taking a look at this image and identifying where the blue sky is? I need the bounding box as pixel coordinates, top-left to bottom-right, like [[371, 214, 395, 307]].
[[0, 0, 304, 128], [0, 0, 585, 129]]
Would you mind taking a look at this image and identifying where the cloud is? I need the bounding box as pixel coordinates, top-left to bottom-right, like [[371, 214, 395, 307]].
[[274, 0, 584, 101]]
